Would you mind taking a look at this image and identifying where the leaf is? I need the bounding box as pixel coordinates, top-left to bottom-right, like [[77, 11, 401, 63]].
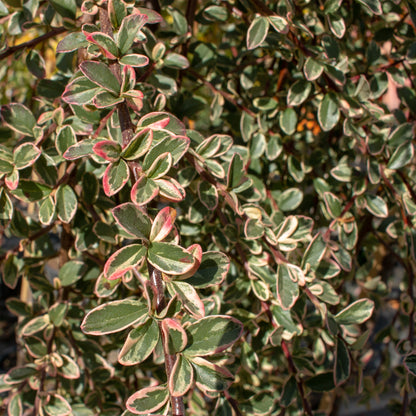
[[13, 143, 40, 170], [168, 281, 205, 319], [0, 189, 13, 220], [130, 176, 159, 205], [191, 356, 233, 392], [404, 354, 416, 376], [279, 108, 297, 135], [334, 336, 350, 386], [56, 32, 88, 53], [149, 206, 176, 243], [318, 93, 340, 131], [147, 242, 195, 276], [26, 50, 46, 79], [142, 135, 190, 170], [126, 385, 169, 415], [56, 126, 77, 156], [301, 233, 326, 271], [323, 191, 342, 218], [305, 371, 335, 392], [112, 203, 151, 241], [247, 16, 269, 50], [80, 61, 120, 95], [185, 252, 229, 288], [93, 91, 124, 108], [119, 53, 149, 67], [59, 260, 86, 286], [268, 15, 289, 34], [276, 263, 300, 310], [55, 184, 77, 223], [227, 153, 244, 189], [118, 318, 159, 365], [365, 194, 388, 218], [62, 76, 101, 105], [8, 393, 22, 415], [184, 315, 243, 356], [92, 140, 121, 162], [304, 57, 324, 81], [387, 141, 414, 170], [86, 32, 119, 59], [21, 315, 49, 336], [169, 354, 194, 397], [104, 244, 147, 280], [277, 188, 303, 211], [102, 159, 129, 196], [356, 0, 382, 15], [58, 354, 81, 379], [1, 103, 36, 137], [146, 152, 172, 179], [63, 139, 101, 160], [121, 128, 153, 160], [334, 299, 374, 325], [49, 0, 76, 19], [118, 13, 148, 55], [42, 393, 71, 416], [161, 318, 188, 354], [11, 180, 52, 203], [81, 298, 148, 335], [198, 181, 218, 210], [287, 79, 312, 106]]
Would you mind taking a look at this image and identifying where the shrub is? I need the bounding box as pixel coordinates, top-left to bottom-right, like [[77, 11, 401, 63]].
[[0, 0, 415, 415]]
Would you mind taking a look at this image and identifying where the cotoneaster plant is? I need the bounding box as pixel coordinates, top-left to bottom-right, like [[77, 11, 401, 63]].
[[0, 0, 415, 415]]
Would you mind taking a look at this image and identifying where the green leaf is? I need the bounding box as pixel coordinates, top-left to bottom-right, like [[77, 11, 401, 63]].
[[8, 394, 22, 415], [305, 371, 335, 392], [365, 194, 388, 218], [277, 188, 303, 212], [147, 242, 195, 276], [156, 177, 185, 202], [119, 53, 149, 67], [279, 108, 297, 135], [56, 32, 88, 53], [387, 141, 414, 170], [198, 181, 218, 210], [301, 233, 326, 271], [62, 76, 101, 105], [49, 0, 76, 19], [334, 299, 374, 325], [42, 393, 71, 416], [0, 189, 13, 220], [168, 281, 205, 319], [118, 318, 159, 365], [112, 203, 151, 240], [191, 356, 233, 392], [334, 336, 350, 385], [21, 315, 49, 336], [121, 128, 153, 160], [184, 315, 242, 356], [63, 139, 101, 160], [185, 252, 229, 288], [81, 298, 148, 335], [404, 354, 416, 376], [1, 103, 36, 137], [86, 32, 119, 59], [146, 152, 172, 179], [268, 15, 289, 34], [318, 93, 340, 131], [169, 355, 194, 397], [80, 61, 120, 95], [328, 13, 346, 38], [131, 176, 159, 205], [323, 191, 342, 218], [304, 57, 324, 81], [356, 0, 382, 15], [26, 50, 46, 79], [93, 91, 124, 108], [150, 206, 176, 243], [280, 375, 297, 407], [276, 263, 300, 310], [3, 254, 19, 289], [203, 5, 228, 21], [118, 13, 147, 55], [58, 354, 81, 380], [287, 80, 312, 106], [126, 385, 169, 414], [49, 302, 68, 326], [13, 143, 40, 170], [102, 159, 129, 196], [247, 16, 269, 50], [55, 184, 77, 223], [227, 153, 244, 189], [104, 244, 147, 280], [161, 318, 188, 354], [56, 126, 77, 156], [59, 260, 86, 286]]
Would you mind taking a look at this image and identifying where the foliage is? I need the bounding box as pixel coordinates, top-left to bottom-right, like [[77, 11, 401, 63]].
[[0, 0, 415, 415]]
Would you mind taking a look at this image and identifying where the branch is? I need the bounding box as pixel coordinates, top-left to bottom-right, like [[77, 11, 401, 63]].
[[0, 27, 66, 61]]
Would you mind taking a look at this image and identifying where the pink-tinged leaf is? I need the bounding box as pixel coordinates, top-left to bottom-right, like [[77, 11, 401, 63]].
[[62, 76, 101, 105], [5, 169, 19, 190], [168, 281, 205, 319], [13, 143, 41, 170], [184, 315, 243, 356], [86, 32, 119, 59], [80, 61, 120, 95], [147, 242, 196, 276], [126, 384, 169, 415], [168, 354, 194, 398], [179, 244, 203, 280], [161, 318, 188, 354], [118, 318, 159, 365], [117, 13, 148, 55], [112, 202, 151, 241], [122, 128, 152, 160], [56, 32, 88, 53], [169, 354, 194, 397], [81, 298, 148, 335], [93, 91, 124, 108], [102, 159, 129, 196], [130, 176, 159, 206], [276, 263, 300, 310], [63, 139, 101, 160], [149, 206, 177, 243], [136, 7, 163, 24], [42, 394, 71, 416], [156, 177, 185, 202], [124, 89, 144, 113], [57, 354, 81, 380], [121, 64, 136, 92], [138, 112, 186, 135], [94, 273, 121, 298], [146, 152, 172, 179], [191, 356, 234, 392], [104, 244, 147, 280], [119, 53, 149, 67], [93, 140, 122, 162]]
